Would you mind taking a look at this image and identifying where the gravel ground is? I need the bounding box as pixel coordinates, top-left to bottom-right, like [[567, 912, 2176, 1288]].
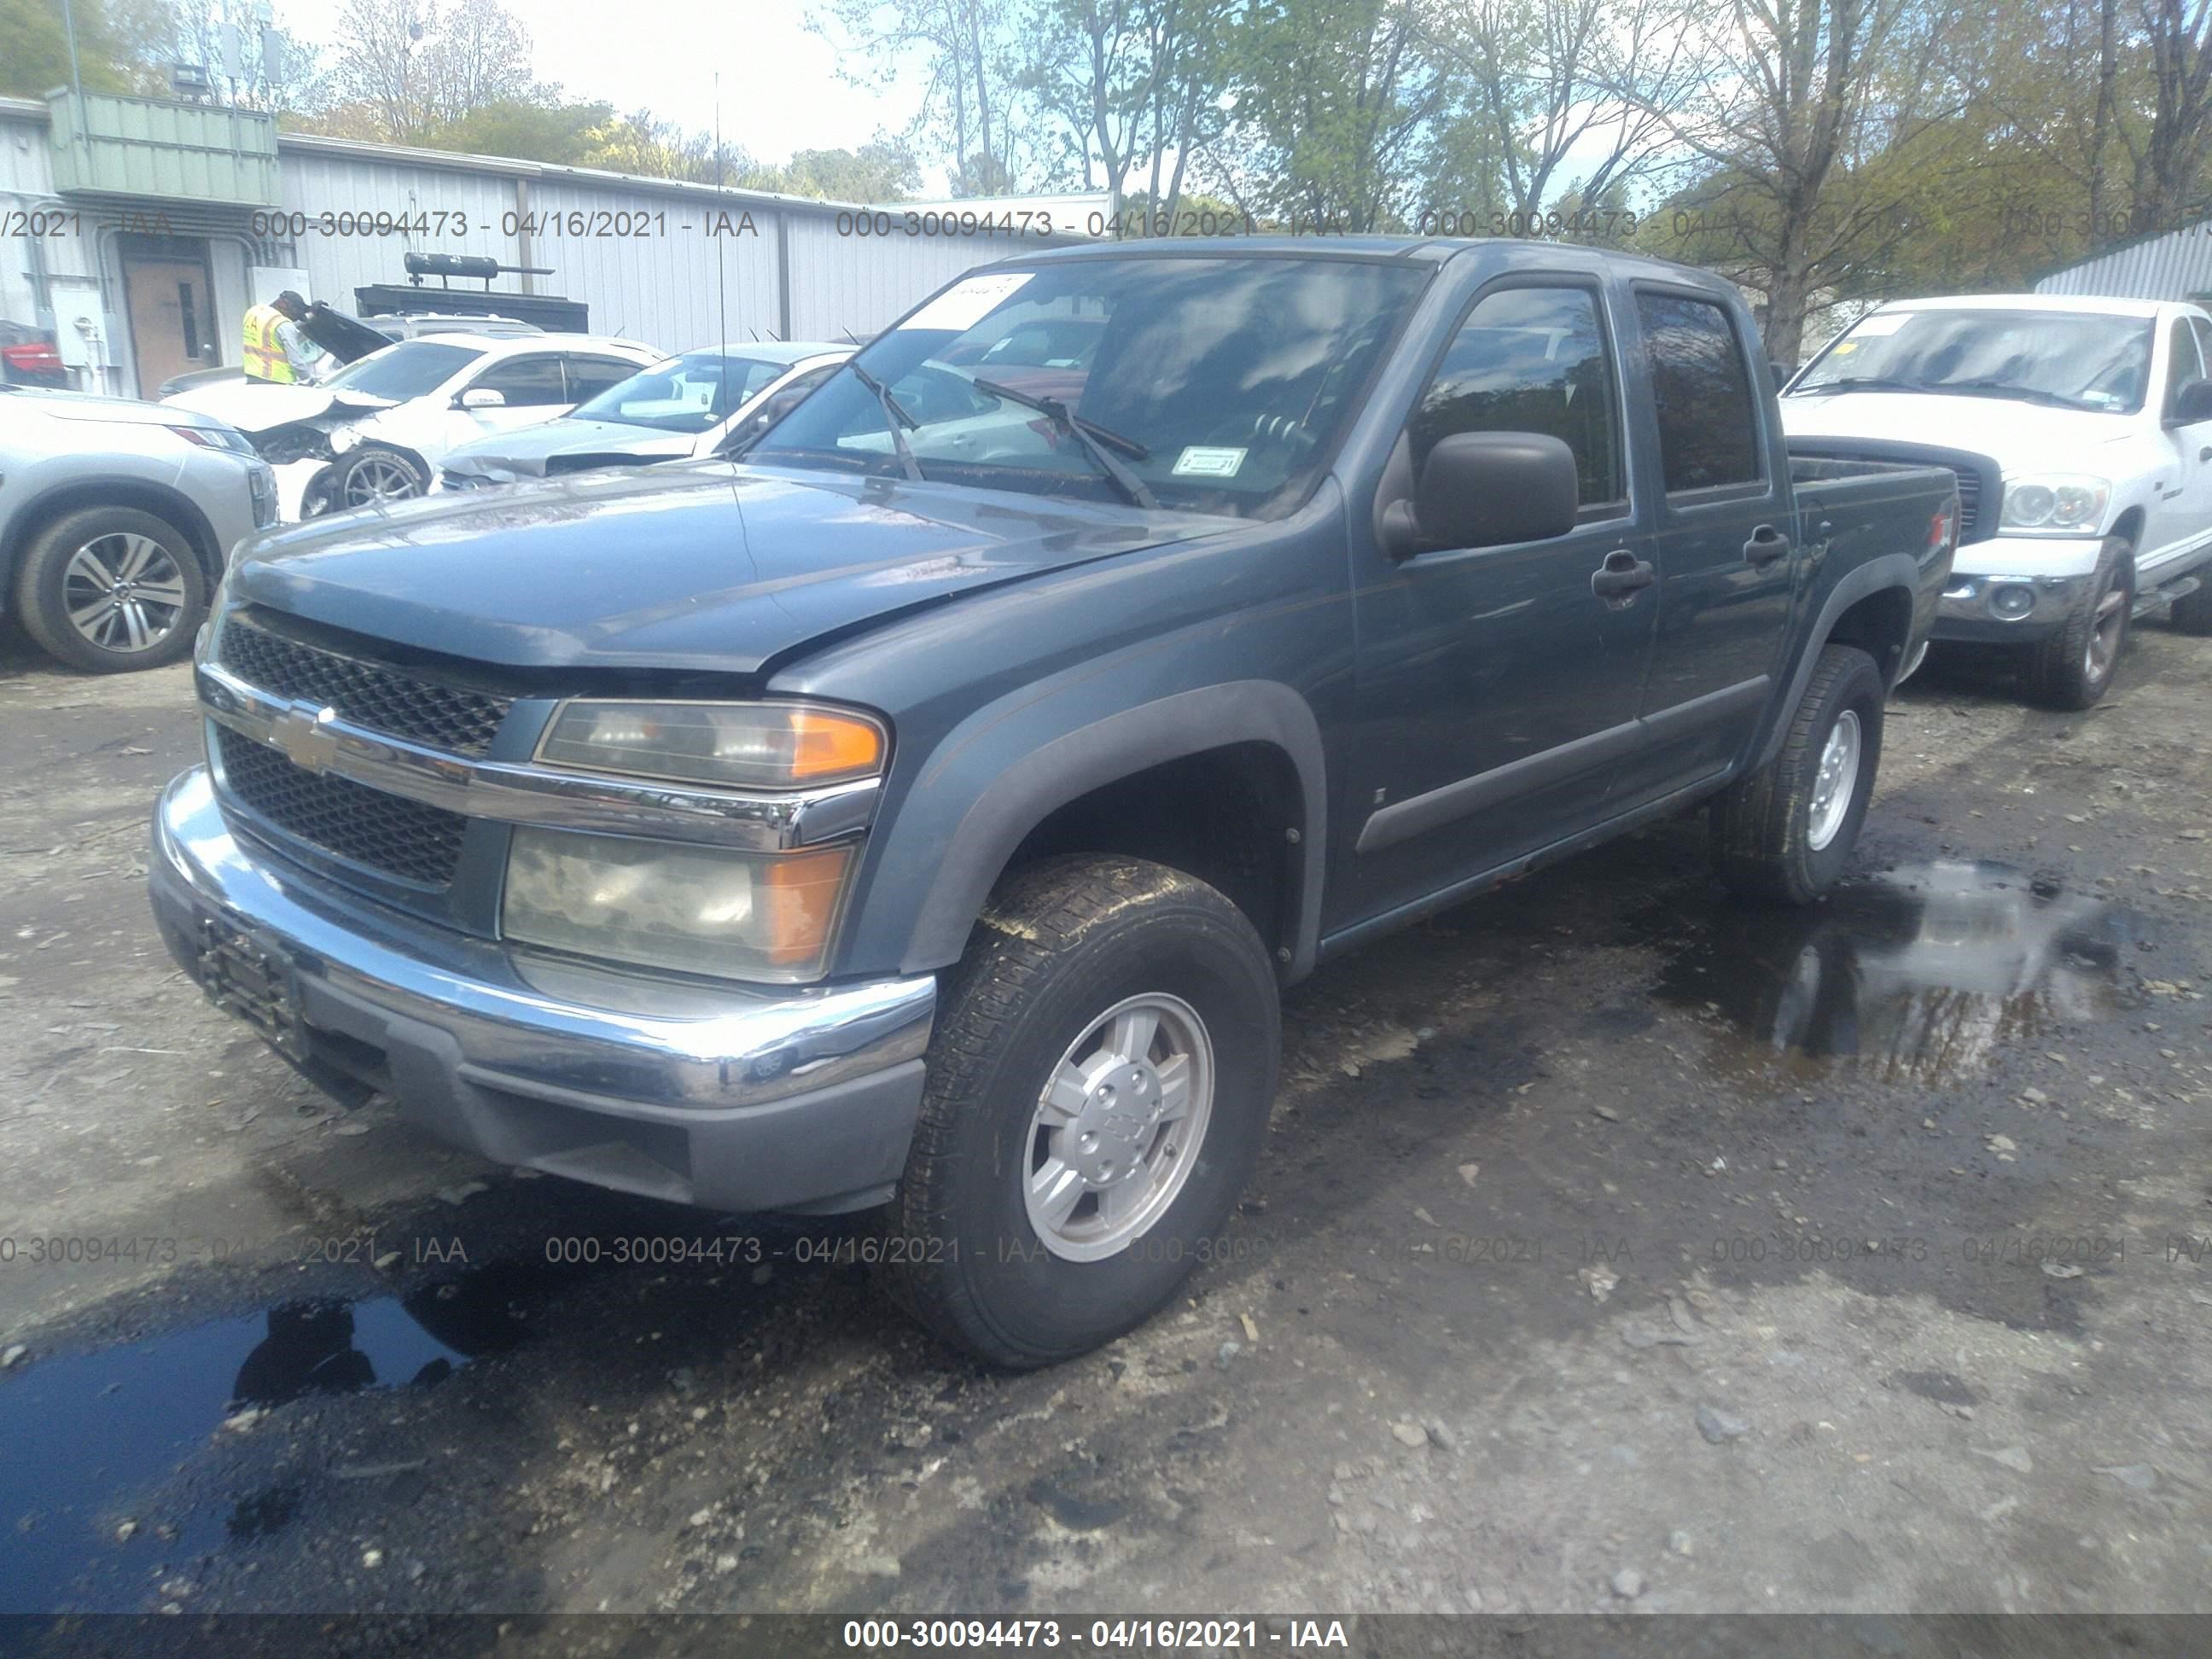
[[1, 620, 2209, 1637]]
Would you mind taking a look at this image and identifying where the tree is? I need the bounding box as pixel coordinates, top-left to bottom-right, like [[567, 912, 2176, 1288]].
[[1206, 0, 1456, 232], [1, 0, 170, 99], [418, 98, 613, 165], [325, 0, 542, 143], [1420, 0, 1704, 219], [1625, 0, 1962, 364], [812, 0, 1033, 194], [161, 0, 328, 114]]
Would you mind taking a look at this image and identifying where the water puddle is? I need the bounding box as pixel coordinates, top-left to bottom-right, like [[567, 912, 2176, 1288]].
[[0, 1261, 548, 1611], [1649, 860, 2141, 1080]]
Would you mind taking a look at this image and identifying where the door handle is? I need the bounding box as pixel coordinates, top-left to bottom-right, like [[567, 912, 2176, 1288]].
[[1590, 549, 1656, 605], [1743, 523, 1791, 566]]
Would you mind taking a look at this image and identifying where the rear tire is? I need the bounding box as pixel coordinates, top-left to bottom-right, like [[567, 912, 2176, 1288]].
[[2025, 537, 2131, 709], [14, 505, 208, 673], [887, 855, 1280, 1369], [1711, 643, 1884, 905]]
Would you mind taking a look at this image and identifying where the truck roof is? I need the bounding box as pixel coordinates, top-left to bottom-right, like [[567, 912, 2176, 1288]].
[[992, 235, 1738, 291]]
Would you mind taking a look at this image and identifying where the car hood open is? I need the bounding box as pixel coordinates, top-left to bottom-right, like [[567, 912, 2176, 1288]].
[[228, 461, 1228, 674]]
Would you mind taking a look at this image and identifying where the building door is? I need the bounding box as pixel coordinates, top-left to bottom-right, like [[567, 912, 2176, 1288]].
[[119, 236, 216, 398]]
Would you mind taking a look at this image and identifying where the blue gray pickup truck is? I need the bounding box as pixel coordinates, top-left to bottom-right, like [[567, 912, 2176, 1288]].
[[148, 240, 1958, 1365]]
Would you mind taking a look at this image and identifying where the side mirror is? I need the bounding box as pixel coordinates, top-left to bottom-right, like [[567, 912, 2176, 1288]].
[[2171, 378, 2212, 424], [457, 387, 505, 410], [1383, 431, 1580, 555]]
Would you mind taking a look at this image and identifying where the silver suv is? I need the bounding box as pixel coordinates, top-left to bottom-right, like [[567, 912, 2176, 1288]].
[[0, 385, 274, 672]]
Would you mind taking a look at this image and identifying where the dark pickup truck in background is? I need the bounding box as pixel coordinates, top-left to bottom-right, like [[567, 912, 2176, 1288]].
[[148, 240, 1958, 1366]]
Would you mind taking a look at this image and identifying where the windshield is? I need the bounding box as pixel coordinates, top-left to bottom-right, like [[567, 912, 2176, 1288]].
[[1791, 309, 2154, 413], [323, 340, 481, 401], [747, 255, 1431, 517], [573, 352, 789, 434]]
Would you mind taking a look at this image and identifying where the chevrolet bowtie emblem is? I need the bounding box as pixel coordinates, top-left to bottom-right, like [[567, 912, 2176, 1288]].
[[270, 703, 341, 772]]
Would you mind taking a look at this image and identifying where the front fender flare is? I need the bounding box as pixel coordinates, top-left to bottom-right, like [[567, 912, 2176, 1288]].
[[890, 681, 1329, 981]]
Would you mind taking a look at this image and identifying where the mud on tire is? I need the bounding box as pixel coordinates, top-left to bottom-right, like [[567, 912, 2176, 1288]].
[[1710, 643, 1885, 905], [886, 855, 1280, 1369]]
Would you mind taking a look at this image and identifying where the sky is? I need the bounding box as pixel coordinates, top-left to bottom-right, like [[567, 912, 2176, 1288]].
[[272, 0, 927, 166]]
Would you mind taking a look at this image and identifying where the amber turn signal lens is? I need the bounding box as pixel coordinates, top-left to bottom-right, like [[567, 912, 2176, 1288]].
[[789, 710, 885, 783]]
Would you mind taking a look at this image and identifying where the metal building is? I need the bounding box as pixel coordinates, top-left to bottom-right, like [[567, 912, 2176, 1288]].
[[1, 90, 1089, 399], [2034, 224, 2212, 304]]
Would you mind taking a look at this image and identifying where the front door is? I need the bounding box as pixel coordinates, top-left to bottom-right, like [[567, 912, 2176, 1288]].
[[1622, 287, 1799, 800], [120, 238, 215, 397], [2145, 316, 2212, 578], [1345, 278, 1656, 923]]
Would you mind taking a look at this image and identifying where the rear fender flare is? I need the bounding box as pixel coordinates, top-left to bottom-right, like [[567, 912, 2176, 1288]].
[[1753, 553, 1919, 771]]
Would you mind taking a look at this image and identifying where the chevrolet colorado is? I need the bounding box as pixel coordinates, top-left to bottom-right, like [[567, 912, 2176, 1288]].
[[149, 240, 1958, 1365]]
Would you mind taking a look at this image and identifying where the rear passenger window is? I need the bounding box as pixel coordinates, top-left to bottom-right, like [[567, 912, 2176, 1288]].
[[1637, 293, 1761, 492], [1413, 286, 1623, 507]]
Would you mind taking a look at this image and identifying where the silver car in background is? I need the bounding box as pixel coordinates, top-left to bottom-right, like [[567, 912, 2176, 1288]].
[[0, 385, 274, 672]]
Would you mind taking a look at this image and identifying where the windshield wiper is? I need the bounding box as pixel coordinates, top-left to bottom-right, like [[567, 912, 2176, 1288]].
[[847, 362, 923, 481], [1921, 379, 2102, 411], [970, 376, 1158, 509], [1792, 375, 1928, 396]]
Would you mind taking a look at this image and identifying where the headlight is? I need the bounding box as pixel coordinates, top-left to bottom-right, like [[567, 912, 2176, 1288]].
[[538, 701, 887, 790], [2000, 473, 2109, 533], [503, 829, 852, 981]]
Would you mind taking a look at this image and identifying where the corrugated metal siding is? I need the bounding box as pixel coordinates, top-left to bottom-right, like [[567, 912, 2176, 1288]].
[[2035, 225, 2212, 301], [0, 111, 97, 330], [277, 153, 521, 317], [522, 178, 782, 348], [783, 214, 1038, 340]]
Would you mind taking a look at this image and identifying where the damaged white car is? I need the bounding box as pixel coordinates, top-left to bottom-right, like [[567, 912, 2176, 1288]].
[[163, 333, 656, 519]]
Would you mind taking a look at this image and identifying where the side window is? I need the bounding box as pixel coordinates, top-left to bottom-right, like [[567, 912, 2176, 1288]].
[[565, 356, 641, 402], [1636, 293, 1761, 493], [1412, 285, 1624, 508], [2191, 314, 2212, 381], [2166, 319, 2204, 416], [471, 355, 568, 407]]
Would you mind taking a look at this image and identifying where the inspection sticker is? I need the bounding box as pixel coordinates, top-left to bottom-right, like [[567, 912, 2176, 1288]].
[[899, 272, 1035, 331], [1849, 311, 1914, 337], [1172, 445, 1248, 478]]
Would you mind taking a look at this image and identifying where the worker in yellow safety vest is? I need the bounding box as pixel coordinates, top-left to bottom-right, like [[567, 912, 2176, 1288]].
[[242, 290, 311, 383]]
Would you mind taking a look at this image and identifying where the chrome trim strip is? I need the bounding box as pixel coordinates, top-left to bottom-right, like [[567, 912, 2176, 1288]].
[[195, 661, 880, 851], [151, 766, 934, 1112]]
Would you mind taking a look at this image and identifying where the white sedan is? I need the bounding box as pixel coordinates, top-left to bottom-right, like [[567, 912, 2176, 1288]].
[[165, 333, 659, 519]]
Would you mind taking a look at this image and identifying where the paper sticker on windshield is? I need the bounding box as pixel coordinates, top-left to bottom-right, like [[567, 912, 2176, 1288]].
[[1851, 311, 1912, 337], [899, 272, 1035, 332], [1173, 445, 1247, 478]]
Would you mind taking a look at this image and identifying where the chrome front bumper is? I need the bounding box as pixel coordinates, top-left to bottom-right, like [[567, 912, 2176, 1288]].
[[148, 767, 936, 1214]]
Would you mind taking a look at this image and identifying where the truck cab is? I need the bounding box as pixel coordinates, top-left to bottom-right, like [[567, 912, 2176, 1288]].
[[1782, 294, 2212, 707]]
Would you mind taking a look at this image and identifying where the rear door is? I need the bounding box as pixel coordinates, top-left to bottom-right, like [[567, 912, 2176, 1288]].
[[1346, 275, 1655, 920], [2148, 314, 2212, 576], [1621, 286, 1798, 800]]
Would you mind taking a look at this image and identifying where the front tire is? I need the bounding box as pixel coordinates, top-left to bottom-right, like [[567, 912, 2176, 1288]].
[[14, 505, 208, 673], [335, 445, 429, 508], [888, 855, 1280, 1368], [2026, 537, 2131, 709], [1711, 643, 1885, 905]]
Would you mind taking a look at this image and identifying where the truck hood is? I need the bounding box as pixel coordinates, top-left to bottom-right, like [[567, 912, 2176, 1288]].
[[1782, 389, 2135, 466], [230, 461, 1228, 672], [443, 418, 695, 479]]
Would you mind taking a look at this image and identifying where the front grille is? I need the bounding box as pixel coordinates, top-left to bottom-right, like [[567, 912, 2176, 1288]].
[[218, 615, 512, 756], [1951, 469, 1982, 541], [214, 725, 467, 888]]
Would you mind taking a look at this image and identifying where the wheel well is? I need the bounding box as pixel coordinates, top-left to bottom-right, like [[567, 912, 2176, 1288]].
[[1, 480, 220, 607], [998, 742, 1304, 963], [2110, 508, 2144, 554], [1824, 585, 1915, 684]]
